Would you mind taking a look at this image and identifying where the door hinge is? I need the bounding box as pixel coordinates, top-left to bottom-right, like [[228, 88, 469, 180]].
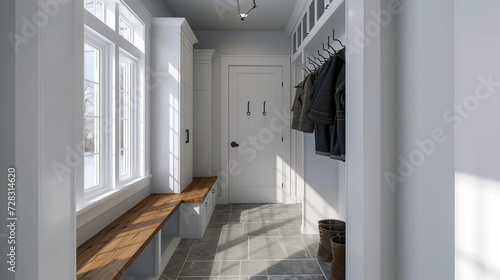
[[282, 82, 283, 87], [282, 183, 284, 188], [282, 137, 284, 142]]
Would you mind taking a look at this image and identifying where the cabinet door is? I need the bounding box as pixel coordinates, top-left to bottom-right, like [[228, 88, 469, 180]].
[[183, 44, 193, 186], [201, 195, 209, 230], [179, 41, 193, 189]]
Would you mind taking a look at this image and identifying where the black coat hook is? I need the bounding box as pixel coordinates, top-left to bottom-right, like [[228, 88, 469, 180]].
[[323, 43, 334, 56], [262, 101, 267, 115], [317, 50, 328, 61], [247, 101, 251, 115], [308, 55, 321, 68], [327, 36, 338, 54], [333, 29, 345, 48]]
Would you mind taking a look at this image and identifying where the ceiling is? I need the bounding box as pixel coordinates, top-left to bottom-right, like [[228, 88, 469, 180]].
[[162, 0, 298, 31]]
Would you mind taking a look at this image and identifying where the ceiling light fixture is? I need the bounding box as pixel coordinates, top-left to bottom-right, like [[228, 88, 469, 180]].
[[237, 0, 257, 21]]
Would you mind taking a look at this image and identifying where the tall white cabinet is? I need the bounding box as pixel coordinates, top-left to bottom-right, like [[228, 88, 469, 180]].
[[151, 18, 198, 193], [193, 49, 216, 177]]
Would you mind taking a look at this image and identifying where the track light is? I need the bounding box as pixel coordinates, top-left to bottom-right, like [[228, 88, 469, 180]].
[[237, 0, 257, 21]]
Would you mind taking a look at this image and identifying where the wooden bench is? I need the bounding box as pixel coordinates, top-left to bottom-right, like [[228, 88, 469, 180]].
[[77, 176, 217, 280]]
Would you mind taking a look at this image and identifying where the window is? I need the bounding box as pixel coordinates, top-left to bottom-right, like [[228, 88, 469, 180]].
[[118, 53, 137, 179], [80, 0, 145, 208], [84, 43, 101, 190], [85, 0, 104, 21], [119, 17, 133, 42]]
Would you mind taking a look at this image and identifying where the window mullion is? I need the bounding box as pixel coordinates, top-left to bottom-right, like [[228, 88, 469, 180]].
[[112, 44, 120, 189], [131, 63, 138, 177]]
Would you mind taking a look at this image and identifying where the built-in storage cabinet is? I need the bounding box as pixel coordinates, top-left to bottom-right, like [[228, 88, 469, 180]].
[[302, 14, 308, 40], [121, 234, 161, 279], [288, 0, 346, 234], [193, 49, 216, 177], [159, 211, 181, 278], [179, 180, 218, 238], [317, 0, 325, 18], [309, 2, 315, 30], [291, 0, 344, 58], [121, 209, 181, 280], [151, 18, 198, 193]]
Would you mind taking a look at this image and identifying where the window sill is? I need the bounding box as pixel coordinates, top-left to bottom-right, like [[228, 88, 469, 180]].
[[76, 175, 151, 229]]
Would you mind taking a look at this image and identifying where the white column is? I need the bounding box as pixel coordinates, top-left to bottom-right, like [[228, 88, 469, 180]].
[[15, 0, 78, 279], [346, 0, 397, 279], [396, 0, 455, 279]]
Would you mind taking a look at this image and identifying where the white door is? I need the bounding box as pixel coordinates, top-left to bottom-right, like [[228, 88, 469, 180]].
[[228, 66, 283, 203]]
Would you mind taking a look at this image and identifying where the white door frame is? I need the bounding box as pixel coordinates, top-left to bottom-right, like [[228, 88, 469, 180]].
[[220, 55, 292, 204]]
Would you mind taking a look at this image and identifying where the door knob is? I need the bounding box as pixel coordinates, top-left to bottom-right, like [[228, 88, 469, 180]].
[[231, 141, 239, 148]]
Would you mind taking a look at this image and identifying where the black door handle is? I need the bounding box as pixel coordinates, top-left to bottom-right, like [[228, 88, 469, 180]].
[[231, 141, 239, 148]]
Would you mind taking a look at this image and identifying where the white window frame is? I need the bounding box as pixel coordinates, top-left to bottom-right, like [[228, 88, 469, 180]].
[[78, 0, 146, 210], [84, 0, 105, 22], [83, 30, 113, 199], [118, 15, 134, 43], [117, 49, 139, 186]]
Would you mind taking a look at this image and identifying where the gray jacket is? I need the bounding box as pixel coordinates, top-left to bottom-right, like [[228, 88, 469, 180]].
[[291, 67, 321, 133]]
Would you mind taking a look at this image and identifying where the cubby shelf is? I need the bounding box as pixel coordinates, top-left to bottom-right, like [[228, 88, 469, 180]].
[[291, 0, 345, 62]]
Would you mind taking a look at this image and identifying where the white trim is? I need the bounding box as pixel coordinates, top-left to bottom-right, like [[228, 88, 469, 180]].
[[83, 29, 113, 198], [220, 55, 291, 204], [193, 49, 216, 61], [117, 49, 140, 185], [151, 18, 198, 45]]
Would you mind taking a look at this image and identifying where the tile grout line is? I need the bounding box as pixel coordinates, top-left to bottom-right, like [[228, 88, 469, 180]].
[[301, 234, 330, 279], [175, 239, 195, 279]]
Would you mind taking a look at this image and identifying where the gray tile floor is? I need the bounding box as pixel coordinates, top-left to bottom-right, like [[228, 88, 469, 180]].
[[160, 204, 331, 280]]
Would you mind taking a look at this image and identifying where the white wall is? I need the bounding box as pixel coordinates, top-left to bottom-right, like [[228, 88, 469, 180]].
[[345, 0, 397, 278], [193, 31, 291, 177], [5, 2, 171, 279], [302, 136, 345, 233], [455, 1, 500, 279], [396, 0, 455, 279], [0, 1, 16, 280]]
